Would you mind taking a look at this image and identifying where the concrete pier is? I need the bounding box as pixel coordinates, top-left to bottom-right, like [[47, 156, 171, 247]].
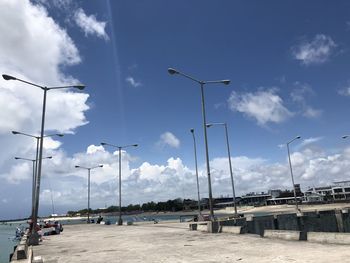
[[32, 222, 350, 262]]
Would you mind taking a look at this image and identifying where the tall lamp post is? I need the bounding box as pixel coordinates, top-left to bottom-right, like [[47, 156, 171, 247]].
[[206, 122, 238, 217], [3, 73, 84, 245], [286, 136, 301, 211], [168, 67, 230, 220], [14, 156, 52, 221], [101, 142, 138, 225], [190, 128, 202, 219], [12, 131, 63, 219], [75, 165, 103, 223]]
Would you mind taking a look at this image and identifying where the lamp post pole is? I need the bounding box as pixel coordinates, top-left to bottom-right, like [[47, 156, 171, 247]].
[[14, 156, 52, 222], [75, 165, 103, 223], [101, 142, 138, 225], [168, 68, 230, 221], [3, 74, 84, 245], [12, 131, 63, 221], [286, 136, 301, 211], [119, 147, 122, 225], [190, 129, 202, 219], [207, 122, 238, 217]]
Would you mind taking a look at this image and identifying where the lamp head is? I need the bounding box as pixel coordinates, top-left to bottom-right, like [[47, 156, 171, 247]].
[[206, 124, 213, 128], [99, 165, 103, 168], [47, 156, 53, 159], [221, 80, 230, 85], [296, 136, 301, 140], [14, 157, 20, 160], [74, 84, 85, 90], [75, 165, 80, 168], [12, 131, 20, 135], [342, 135, 349, 139], [168, 68, 178, 75], [190, 128, 194, 133], [133, 144, 138, 147], [100, 142, 106, 146], [2, 74, 16, 81], [56, 134, 64, 137]]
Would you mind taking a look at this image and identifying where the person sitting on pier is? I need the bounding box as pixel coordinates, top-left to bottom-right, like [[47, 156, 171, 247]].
[[97, 215, 103, 224]]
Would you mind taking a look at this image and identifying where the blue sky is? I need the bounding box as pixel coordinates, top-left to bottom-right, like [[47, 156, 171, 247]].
[[1, 0, 350, 219]]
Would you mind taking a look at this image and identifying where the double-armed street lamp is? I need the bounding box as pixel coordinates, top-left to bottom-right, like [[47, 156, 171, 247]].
[[14, 156, 52, 223], [168, 67, 230, 220], [3, 73, 84, 244], [75, 165, 103, 223], [100, 142, 138, 225], [12, 131, 63, 215], [206, 122, 238, 217], [190, 129, 202, 219], [286, 136, 301, 211]]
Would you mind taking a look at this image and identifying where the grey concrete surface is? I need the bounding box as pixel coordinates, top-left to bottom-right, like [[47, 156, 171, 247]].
[[33, 222, 350, 263], [263, 230, 300, 241], [308, 231, 350, 245]]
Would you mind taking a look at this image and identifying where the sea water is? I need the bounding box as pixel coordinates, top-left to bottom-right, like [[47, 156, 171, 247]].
[[0, 222, 24, 263]]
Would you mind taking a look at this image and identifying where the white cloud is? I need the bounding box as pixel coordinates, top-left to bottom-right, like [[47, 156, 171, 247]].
[[292, 34, 336, 65], [74, 8, 108, 40], [303, 107, 322, 118], [290, 83, 314, 103], [298, 137, 323, 148], [86, 145, 105, 154], [338, 87, 350, 96], [125, 76, 142, 87], [0, 0, 89, 194], [157, 132, 180, 148], [0, 0, 89, 135], [337, 81, 350, 97], [290, 83, 322, 119], [3, 140, 350, 215], [228, 89, 293, 126]]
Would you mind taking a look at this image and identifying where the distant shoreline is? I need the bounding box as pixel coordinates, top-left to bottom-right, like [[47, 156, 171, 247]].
[[2, 202, 350, 223]]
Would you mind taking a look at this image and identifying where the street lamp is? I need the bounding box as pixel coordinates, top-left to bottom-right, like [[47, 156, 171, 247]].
[[14, 156, 52, 223], [12, 131, 63, 212], [286, 136, 301, 211], [168, 67, 230, 220], [190, 128, 202, 219], [101, 142, 138, 225], [3, 73, 84, 245], [207, 122, 238, 217], [75, 165, 103, 223]]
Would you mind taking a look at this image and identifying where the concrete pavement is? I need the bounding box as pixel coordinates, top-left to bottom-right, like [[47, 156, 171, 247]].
[[33, 222, 350, 262]]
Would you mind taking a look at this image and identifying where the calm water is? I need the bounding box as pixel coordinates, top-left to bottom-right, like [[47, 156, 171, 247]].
[[0, 222, 25, 263]]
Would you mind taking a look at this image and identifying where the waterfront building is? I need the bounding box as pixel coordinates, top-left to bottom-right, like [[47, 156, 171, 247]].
[[303, 181, 350, 202], [240, 192, 272, 206]]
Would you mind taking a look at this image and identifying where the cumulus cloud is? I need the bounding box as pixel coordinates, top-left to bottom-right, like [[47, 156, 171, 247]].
[[125, 76, 142, 87], [0, 0, 90, 213], [74, 8, 109, 40], [157, 132, 180, 148], [0, 0, 89, 135], [228, 89, 293, 126], [292, 34, 336, 65], [0, 0, 90, 174], [3, 139, 350, 216]]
